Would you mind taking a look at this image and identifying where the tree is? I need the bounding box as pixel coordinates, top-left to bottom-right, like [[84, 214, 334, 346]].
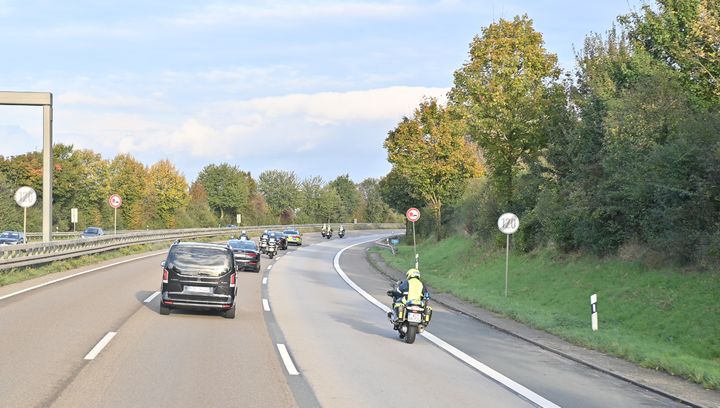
[[108, 154, 148, 229], [298, 176, 324, 223], [623, 0, 720, 105], [258, 170, 300, 221], [384, 98, 481, 240], [196, 163, 251, 223], [317, 185, 342, 223], [328, 174, 361, 221], [145, 160, 189, 228], [358, 178, 393, 223], [449, 14, 561, 208]]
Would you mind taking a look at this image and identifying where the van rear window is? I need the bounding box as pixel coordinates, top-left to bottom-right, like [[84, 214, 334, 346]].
[[168, 247, 231, 276]]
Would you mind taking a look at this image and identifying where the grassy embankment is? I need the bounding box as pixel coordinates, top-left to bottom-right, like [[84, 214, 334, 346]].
[[374, 235, 720, 390]]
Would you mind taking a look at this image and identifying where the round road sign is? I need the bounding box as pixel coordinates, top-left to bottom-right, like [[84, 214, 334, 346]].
[[406, 207, 421, 222], [14, 186, 37, 208], [109, 194, 122, 209], [497, 212, 519, 234]]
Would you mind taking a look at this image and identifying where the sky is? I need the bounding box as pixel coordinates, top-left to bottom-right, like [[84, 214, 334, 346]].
[[0, 0, 641, 185]]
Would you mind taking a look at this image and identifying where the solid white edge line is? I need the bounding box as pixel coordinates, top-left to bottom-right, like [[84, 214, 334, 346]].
[[332, 237, 561, 408], [262, 298, 270, 311], [277, 344, 300, 375], [84, 331, 117, 360], [267, 264, 273, 270], [0, 251, 164, 302], [143, 291, 160, 303], [262, 277, 268, 285]]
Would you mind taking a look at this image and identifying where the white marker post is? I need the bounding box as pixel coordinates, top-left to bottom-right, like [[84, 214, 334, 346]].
[[15, 186, 37, 243], [591, 294, 598, 331], [70, 207, 78, 232], [108, 194, 122, 234], [406, 208, 421, 268], [497, 213, 519, 297]]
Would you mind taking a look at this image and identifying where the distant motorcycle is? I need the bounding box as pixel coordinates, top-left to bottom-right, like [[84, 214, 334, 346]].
[[326, 229, 332, 239], [338, 228, 345, 238], [266, 237, 277, 259], [259, 235, 268, 254], [387, 284, 432, 344]]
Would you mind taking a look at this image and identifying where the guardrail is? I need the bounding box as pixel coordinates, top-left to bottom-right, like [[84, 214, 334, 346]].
[[0, 223, 402, 271]]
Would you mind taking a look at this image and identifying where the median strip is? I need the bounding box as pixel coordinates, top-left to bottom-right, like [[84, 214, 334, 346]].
[[84, 331, 117, 360]]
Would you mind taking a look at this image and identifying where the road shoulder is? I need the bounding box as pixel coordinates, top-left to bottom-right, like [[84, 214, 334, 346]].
[[366, 248, 720, 408]]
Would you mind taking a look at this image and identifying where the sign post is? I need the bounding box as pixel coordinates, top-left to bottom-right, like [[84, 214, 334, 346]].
[[406, 207, 421, 269], [591, 294, 598, 331], [108, 194, 122, 234], [15, 186, 37, 243], [236, 214, 242, 225], [71, 208, 78, 232], [497, 212, 519, 297]]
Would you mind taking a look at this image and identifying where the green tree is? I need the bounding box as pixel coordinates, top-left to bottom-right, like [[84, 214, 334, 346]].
[[328, 174, 361, 222], [449, 14, 561, 208], [298, 176, 324, 223], [357, 178, 393, 223], [317, 185, 342, 223], [623, 0, 720, 105], [384, 98, 481, 240], [258, 170, 300, 221], [108, 154, 148, 230], [196, 163, 251, 223]]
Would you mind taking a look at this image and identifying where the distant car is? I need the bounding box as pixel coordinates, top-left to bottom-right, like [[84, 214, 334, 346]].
[[81, 227, 104, 238], [228, 239, 261, 272], [0, 231, 25, 245], [283, 229, 302, 246], [267, 231, 288, 250], [159, 241, 237, 318]]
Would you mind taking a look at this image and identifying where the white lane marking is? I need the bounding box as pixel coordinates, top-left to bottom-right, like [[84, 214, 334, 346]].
[[262, 277, 268, 285], [277, 344, 300, 375], [332, 238, 561, 408], [262, 298, 270, 311], [276, 256, 281, 260], [267, 264, 273, 270], [0, 251, 165, 302], [143, 291, 160, 303], [84, 331, 117, 360]]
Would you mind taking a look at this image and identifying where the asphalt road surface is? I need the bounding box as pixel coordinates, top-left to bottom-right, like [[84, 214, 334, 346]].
[[0, 230, 690, 407]]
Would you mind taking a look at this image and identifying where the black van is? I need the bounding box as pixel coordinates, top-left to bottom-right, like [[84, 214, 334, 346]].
[[159, 242, 237, 318]]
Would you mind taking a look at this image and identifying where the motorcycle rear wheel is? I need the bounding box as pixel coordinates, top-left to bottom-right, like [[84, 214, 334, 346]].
[[405, 325, 417, 344]]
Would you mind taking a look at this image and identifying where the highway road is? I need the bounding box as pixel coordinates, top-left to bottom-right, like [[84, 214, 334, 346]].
[[0, 230, 690, 407]]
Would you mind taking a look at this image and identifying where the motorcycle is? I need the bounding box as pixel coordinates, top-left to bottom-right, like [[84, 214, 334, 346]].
[[259, 236, 268, 254], [266, 237, 277, 259], [338, 229, 345, 238], [326, 230, 332, 239], [321, 229, 327, 238], [386, 286, 432, 344]]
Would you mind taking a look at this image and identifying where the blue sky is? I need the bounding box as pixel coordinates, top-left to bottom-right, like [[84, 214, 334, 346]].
[[0, 0, 640, 184]]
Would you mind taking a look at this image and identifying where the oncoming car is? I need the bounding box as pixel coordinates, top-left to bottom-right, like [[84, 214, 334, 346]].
[[283, 229, 302, 246], [81, 227, 104, 238], [228, 238, 261, 272], [159, 241, 237, 318]]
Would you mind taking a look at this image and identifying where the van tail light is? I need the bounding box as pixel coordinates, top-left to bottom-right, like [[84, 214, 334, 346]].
[[230, 272, 236, 288], [162, 268, 169, 284]]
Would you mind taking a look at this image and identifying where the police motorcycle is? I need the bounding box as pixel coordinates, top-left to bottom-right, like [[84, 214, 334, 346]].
[[321, 224, 328, 238], [326, 228, 332, 239], [338, 226, 345, 238], [386, 283, 432, 344], [259, 232, 269, 254], [266, 235, 278, 259]]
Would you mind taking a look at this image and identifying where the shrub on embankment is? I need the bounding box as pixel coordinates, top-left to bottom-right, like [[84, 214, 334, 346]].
[[376, 235, 720, 390]]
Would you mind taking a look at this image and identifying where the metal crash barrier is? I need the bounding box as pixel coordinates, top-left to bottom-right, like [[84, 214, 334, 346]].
[[0, 223, 401, 271]]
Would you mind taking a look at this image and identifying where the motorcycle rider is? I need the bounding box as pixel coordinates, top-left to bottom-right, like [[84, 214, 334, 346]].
[[339, 225, 345, 234], [239, 230, 248, 240], [387, 268, 429, 324]]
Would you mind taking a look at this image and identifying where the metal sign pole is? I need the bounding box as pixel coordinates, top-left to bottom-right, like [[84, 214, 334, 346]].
[[505, 234, 510, 297], [114, 208, 117, 235], [412, 221, 417, 267], [23, 207, 27, 243]]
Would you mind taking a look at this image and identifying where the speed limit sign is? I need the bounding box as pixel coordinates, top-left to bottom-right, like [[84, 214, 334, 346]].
[[108, 194, 122, 209], [406, 207, 420, 222]]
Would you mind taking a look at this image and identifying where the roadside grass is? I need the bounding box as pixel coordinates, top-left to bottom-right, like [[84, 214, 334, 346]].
[[0, 235, 228, 288], [374, 235, 720, 390]]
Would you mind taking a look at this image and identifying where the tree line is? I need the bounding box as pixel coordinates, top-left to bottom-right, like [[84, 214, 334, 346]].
[[0, 148, 397, 232], [382, 1, 719, 267]]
